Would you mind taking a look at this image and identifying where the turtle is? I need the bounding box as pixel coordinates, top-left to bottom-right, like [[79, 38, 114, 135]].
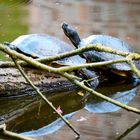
[[62, 23, 137, 78], [4, 34, 99, 89], [4, 34, 86, 66]]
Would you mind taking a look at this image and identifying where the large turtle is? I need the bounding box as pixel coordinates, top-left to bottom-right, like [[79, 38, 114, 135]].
[[62, 23, 136, 78], [4, 34, 86, 66], [4, 34, 99, 89]]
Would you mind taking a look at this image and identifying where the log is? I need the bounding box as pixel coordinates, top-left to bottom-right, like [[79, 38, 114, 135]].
[[0, 66, 77, 97], [0, 61, 135, 97]]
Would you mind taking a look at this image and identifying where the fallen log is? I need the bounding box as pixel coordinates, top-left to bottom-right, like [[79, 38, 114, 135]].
[[0, 64, 135, 97], [0, 58, 137, 97], [0, 66, 76, 97]]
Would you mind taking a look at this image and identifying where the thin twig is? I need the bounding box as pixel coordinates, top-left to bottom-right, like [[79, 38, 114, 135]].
[[28, 43, 140, 61], [1, 43, 140, 78], [0, 44, 139, 78], [127, 58, 140, 77], [62, 72, 140, 114], [0, 124, 35, 140], [0, 44, 140, 114], [116, 120, 140, 140], [56, 58, 127, 72], [11, 56, 80, 137], [0, 43, 140, 68]]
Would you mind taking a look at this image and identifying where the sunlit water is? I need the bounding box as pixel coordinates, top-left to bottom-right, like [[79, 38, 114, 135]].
[[0, 0, 140, 140]]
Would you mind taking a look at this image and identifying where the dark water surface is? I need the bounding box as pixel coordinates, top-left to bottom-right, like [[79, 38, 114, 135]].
[[0, 83, 140, 140], [0, 0, 140, 140]]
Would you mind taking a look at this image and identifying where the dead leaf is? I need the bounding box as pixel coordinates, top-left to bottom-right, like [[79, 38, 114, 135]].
[[56, 106, 63, 114], [77, 91, 84, 96]]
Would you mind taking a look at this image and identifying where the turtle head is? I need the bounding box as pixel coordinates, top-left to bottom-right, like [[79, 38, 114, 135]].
[[62, 23, 81, 48], [3, 42, 17, 50]]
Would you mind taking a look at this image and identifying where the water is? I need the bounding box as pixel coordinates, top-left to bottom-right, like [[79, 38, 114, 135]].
[[0, 83, 140, 140], [0, 0, 140, 140]]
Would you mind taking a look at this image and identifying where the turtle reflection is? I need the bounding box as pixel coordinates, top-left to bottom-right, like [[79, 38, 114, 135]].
[[21, 112, 76, 137], [85, 84, 139, 113], [11, 84, 139, 137]]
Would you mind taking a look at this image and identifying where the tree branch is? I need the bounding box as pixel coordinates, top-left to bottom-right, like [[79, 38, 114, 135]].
[[11, 56, 80, 137], [0, 43, 140, 68], [0, 43, 140, 115], [116, 120, 140, 140], [56, 58, 127, 72], [0, 124, 35, 140], [127, 57, 140, 77], [1, 43, 140, 78], [62, 72, 140, 114]]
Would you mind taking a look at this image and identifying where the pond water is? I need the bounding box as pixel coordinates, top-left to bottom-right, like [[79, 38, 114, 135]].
[[0, 0, 140, 140], [0, 83, 140, 140]]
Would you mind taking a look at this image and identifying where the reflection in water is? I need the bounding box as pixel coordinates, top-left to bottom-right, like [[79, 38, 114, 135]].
[[0, 83, 138, 138], [116, 119, 140, 140], [85, 86, 138, 113], [4, 91, 85, 133], [21, 112, 76, 137]]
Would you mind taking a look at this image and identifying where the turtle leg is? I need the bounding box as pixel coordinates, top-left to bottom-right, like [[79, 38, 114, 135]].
[[80, 68, 99, 90], [78, 68, 99, 101]]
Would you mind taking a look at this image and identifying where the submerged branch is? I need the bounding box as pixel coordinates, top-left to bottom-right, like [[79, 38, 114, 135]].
[[0, 124, 35, 140]]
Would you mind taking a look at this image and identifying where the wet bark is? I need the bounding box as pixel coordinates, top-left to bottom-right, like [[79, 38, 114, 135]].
[[0, 66, 76, 97]]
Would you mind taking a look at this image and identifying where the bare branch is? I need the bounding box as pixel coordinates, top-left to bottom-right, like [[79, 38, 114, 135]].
[[0, 43, 139, 115], [62, 72, 140, 114], [11, 56, 80, 137], [0, 124, 35, 140], [0, 43, 140, 68]]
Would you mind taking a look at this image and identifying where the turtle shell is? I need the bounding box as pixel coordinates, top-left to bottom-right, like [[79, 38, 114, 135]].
[[11, 34, 86, 66], [79, 35, 132, 71]]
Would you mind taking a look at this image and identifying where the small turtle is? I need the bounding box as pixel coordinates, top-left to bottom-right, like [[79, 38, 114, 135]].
[[62, 23, 136, 78], [4, 34, 99, 89], [4, 34, 86, 66]]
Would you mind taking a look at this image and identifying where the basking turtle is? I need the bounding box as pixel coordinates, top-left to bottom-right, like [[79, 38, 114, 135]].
[[4, 34, 99, 89], [4, 34, 86, 66], [62, 23, 135, 77]]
